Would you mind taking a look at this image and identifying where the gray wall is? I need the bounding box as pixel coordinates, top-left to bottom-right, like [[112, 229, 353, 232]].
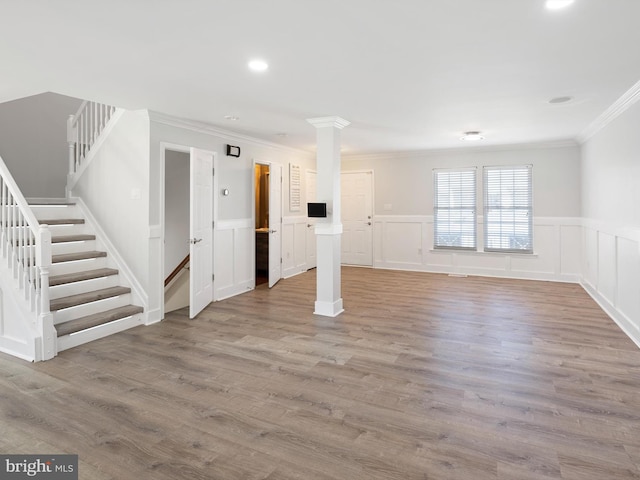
[[164, 150, 190, 277], [0, 92, 83, 198], [343, 144, 582, 218]]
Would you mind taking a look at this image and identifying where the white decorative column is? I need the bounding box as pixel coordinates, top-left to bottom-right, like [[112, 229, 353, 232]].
[[307, 116, 350, 317]]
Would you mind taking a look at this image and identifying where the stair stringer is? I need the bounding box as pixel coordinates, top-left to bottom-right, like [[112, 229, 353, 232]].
[[0, 264, 39, 361], [69, 196, 149, 324]]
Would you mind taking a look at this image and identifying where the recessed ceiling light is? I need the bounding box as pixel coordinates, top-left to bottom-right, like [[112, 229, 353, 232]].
[[548, 96, 574, 104], [224, 115, 239, 121], [460, 131, 485, 141], [248, 59, 269, 72], [545, 0, 575, 10]]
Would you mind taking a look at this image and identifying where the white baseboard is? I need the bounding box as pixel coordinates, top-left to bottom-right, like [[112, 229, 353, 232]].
[[581, 281, 640, 349]]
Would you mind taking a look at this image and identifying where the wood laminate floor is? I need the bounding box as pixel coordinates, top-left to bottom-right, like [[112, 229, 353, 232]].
[[1, 267, 639, 479]]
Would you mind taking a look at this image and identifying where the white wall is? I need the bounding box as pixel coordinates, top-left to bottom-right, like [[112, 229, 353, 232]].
[[0, 92, 83, 198], [343, 144, 582, 282], [148, 115, 314, 319], [581, 101, 640, 346], [71, 110, 151, 301], [164, 150, 190, 277]]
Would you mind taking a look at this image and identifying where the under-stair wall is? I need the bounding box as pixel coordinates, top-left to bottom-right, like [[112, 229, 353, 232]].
[[68, 109, 151, 323]]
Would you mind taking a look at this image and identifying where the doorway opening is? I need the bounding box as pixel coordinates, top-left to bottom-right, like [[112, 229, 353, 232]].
[[162, 146, 215, 318], [255, 164, 269, 286], [164, 149, 191, 312]]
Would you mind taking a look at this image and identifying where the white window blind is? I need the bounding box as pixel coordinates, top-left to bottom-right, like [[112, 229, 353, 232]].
[[483, 165, 533, 253], [433, 168, 477, 250]]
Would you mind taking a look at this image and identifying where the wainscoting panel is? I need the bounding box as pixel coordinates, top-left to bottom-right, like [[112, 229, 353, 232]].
[[282, 216, 309, 278], [617, 237, 640, 321], [374, 215, 581, 282], [215, 219, 253, 300], [581, 220, 640, 347]]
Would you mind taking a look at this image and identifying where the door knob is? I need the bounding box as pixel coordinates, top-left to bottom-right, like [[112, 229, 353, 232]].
[[190, 238, 202, 244], [270, 229, 278, 234]]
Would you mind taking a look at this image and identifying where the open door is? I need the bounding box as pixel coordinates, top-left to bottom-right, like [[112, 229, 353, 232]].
[[189, 147, 214, 317], [269, 163, 282, 288]]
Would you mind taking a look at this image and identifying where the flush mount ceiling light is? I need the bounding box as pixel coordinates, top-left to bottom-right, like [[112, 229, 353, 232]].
[[460, 131, 485, 141], [248, 59, 269, 72], [224, 115, 239, 121], [545, 0, 575, 10]]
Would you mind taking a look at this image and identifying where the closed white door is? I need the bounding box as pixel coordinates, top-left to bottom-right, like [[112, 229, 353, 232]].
[[305, 170, 317, 269], [269, 164, 282, 288], [189, 148, 214, 318], [341, 171, 373, 266]]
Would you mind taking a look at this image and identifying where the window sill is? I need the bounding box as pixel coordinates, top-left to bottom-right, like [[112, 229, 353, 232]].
[[430, 249, 538, 258]]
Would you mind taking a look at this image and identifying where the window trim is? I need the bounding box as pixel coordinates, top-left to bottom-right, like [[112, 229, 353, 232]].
[[433, 167, 477, 251], [483, 165, 533, 254]]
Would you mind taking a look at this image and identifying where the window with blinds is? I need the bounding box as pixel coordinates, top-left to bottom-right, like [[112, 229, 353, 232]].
[[433, 168, 477, 250], [483, 165, 533, 253]]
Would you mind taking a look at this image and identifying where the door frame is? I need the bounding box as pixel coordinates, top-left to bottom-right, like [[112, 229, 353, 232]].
[[160, 142, 219, 319], [252, 159, 283, 287]]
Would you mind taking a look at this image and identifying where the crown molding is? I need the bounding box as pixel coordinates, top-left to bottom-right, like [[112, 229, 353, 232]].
[[148, 110, 312, 157], [342, 139, 578, 162], [578, 79, 640, 144], [307, 116, 351, 129]]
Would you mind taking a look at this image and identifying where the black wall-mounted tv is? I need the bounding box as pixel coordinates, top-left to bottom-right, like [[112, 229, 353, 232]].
[[307, 202, 327, 218]]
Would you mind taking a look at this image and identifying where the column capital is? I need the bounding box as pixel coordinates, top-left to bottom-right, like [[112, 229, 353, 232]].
[[306, 116, 350, 130]]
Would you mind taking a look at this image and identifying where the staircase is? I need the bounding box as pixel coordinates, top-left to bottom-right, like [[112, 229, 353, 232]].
[[30, 201, 144, 352]]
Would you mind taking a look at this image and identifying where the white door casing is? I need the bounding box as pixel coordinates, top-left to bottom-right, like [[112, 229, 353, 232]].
[[341, 171, 373, 266], [189, 147, 214, 317], [269, 163, 283, 288], [306, 170, 317, 269]]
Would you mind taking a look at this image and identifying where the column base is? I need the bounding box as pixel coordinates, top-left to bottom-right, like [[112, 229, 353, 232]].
[[314, 299, 344, 317]]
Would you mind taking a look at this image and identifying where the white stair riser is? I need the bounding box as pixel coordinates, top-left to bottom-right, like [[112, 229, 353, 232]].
[[16, 240, 98, 257], [51, 240, 97, 255], [53, 293, 132, 324], [49, 257, 108, 276], [30, 205, 80, 219], [49, 275, 120, 300], [44, 223, 88, 235], [57, 314, 144, 352]]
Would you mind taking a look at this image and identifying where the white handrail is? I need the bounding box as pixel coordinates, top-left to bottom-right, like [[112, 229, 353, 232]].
[[0, 154, 54, 359], [67, 100, 116, 176]]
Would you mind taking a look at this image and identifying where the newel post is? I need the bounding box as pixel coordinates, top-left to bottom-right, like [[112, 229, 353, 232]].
[[36, 225, 56, 360], [66, 114, 76, 195]]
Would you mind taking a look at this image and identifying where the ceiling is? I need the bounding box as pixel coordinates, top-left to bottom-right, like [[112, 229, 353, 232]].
[[2, 0, 640, 154]]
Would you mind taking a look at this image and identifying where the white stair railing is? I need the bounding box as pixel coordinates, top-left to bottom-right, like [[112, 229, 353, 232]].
[[67, 100, 116, 176], [0, 154, 55, 360]]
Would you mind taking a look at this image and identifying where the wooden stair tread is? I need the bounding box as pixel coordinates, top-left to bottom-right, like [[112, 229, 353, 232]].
[[50, 286, 131, 311], [52, 234, 96, 243], [52, 251, 106, 263], [50, 268, 119, 286], [56, 305, 143, 337], [28, 199, 76, 206], [37, 218, 85, 225]]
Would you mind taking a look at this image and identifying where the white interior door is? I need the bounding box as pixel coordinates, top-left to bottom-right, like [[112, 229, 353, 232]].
[[189, 147, 214, 317], [269, 163, 282, 288], [306, 170, 317, 269], [341, 171, 373, 266]]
